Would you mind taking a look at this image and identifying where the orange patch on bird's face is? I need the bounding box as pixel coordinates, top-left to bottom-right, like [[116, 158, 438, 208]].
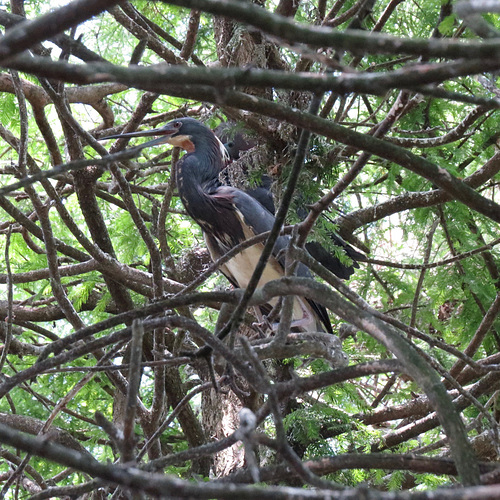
[[166, 134, 195, 152]]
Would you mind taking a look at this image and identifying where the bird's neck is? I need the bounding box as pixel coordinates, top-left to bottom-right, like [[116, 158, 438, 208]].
[[178, 138, 223, 183], [175, 143, 224, 219]]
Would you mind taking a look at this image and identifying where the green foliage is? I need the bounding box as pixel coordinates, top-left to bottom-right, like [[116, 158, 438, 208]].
[[283, 404, 351, 457], [438, 15, 457, 36], [0, 0, 499, 495], [94, 289, 112, 313], [387, 470, 405, 490], [67, 279, 96, 311]]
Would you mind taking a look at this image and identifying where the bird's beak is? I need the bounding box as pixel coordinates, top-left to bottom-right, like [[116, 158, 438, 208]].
[[100, 124, 180, 149]]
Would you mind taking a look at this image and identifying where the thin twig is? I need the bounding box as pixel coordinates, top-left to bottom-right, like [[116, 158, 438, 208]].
[[122, 320, 145, 463], [0, 226, 13, 374]]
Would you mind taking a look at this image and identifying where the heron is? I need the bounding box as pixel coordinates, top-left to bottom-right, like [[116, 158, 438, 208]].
[[103, 117, 359, 333]]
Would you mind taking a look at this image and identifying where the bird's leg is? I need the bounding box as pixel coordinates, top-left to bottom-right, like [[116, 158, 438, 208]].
[[251, 307, 274, 337], [280, 297, 317, 333], [250, 298, 283, 336], [254, 297, 317, 334], [276, 297, 318, 334]]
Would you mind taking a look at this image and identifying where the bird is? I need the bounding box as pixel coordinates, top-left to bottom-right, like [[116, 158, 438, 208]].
[[215, 125, 366, 279], [102, 117, 355, 333]]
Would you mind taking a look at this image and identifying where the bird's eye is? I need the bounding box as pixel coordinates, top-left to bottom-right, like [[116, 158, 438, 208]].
[[227, 142, 234, 148], [174, 121, 182, 128]]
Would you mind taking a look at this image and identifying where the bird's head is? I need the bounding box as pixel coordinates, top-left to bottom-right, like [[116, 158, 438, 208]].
[[101, 117, 229, 163]]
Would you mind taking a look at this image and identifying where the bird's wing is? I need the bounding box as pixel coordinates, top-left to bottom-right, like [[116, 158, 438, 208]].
[[241, 178, 364, 279], [207, 186, 285, 289], [216, 187, 332, 333]]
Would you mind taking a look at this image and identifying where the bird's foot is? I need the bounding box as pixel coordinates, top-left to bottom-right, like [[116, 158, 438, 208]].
[[250, 319, 272, 338]]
